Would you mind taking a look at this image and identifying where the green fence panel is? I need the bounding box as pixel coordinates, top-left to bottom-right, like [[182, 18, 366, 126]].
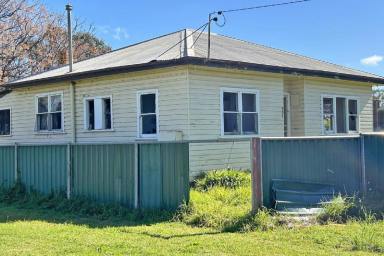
[[139, 143, 189, 209], [261, 137, 361, 207], [364, 135, 384, 193], [18, 145, 67, 194], [0, 146, 15, 188], [72, 144, 135, 207]]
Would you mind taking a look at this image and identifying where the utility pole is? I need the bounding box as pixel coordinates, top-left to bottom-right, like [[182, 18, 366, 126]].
[[207, 12, 220, 59]]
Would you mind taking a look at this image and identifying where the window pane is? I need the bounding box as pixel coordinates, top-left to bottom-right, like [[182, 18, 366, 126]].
[[51, 113, 62, 130], [38, 97, 48, 113], [336, 97, 346, 133], [323, 114, 334, 132], [242, 93, 256, 112], [349, 116, 357, 131], [88, 100, 95, 130], [0, 109, 10, 135], [323, 98, 333, 114], [51, 95, 62, 112], [142, 114, 157, 134], [349, 100, 357, 115], [223, 92, 238, 112], [141, 94, 156, 114], [104, 98, 111, 129], [224, 113, 240, 134], [242, 113, 258, 134], [37, 113, 48, 130]]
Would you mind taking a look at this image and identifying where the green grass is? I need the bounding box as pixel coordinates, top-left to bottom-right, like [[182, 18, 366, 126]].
[[0, 170, 383, 255]]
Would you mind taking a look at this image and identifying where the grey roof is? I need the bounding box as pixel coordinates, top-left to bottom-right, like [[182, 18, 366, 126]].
[[6, 29, 384, 87]]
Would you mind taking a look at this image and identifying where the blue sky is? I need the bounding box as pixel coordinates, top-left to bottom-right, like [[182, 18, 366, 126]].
[[43, 0, 384, 76]]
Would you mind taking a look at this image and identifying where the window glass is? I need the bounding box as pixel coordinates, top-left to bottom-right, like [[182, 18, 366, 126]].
[[349, 100, 357, 114], [139, 92, 157, 136], [0, 109, 10, 135], [223, 92, 238, 112], [142, 115, 157, 134], [224, 113, 239, 134], [336, 97, 346, 133], [104, 98, 111, 130], [323, 98, 334, 133], [51, 95, 62, 112], [349, 116, 357, 131], [36, 94, 62, 131], [141, 94, 156, 114], [87, 100, 95, 130], [242, 113, 258, 134], [38, 96, 48, 113], [222, 90, 258, 135], [242, 93, 256, 112]]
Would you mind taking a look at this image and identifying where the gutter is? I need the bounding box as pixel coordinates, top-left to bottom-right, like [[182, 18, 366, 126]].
[[5, 57, 384, 88]]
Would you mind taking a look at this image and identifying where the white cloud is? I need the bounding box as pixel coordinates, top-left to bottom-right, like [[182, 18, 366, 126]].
[[96, 25, 130, 41], [361, 55, 383, 66], [112, 27, 130, 41]]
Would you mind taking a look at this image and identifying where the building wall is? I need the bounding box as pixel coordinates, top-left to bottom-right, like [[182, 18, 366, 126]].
[[284, 77, 305, 136], [304, 78, 373, 136], [187, 67, 285, 176], [0, 82, 72, 144], [0, 66, 375, 178]]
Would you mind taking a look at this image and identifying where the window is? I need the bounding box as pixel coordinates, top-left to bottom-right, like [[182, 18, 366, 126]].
[[322, 95, 359, 134], [0, 108, 10, 135], [84, 97, 112, 130], [137, 90, 158, 137], [221, 89, 259, 136], [36, 93, 63, 132]]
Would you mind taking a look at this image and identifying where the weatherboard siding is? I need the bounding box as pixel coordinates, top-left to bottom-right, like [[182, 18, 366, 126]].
[[74, 67, 189, 143], [304, 78, 373, 135], [187, 67, 284, 176], [0, 82, 72, 144]]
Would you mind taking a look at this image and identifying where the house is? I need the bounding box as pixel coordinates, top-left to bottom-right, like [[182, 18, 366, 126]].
[[1, 29, 383, 177]]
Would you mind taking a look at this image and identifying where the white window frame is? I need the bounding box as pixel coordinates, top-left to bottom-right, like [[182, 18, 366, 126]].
[[83, 95, 113, 132], [0, 107, 11, 136], [321, 94, 360, 135], [220, 87, 260, 137], [35, 92, 64, 133], [137, 89, 159, 139]]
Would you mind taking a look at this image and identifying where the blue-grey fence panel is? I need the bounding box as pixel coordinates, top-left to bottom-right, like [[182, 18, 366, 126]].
[[72, 144, 135, 207], [18, 145, 67, 193], [364, 134, 384, 193], [261, 137, 361, 207], [0, 146, 15, 188], [139, 143, 189, 209]]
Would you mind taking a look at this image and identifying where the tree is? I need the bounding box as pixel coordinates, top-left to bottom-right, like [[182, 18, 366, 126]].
[[0, 0, 111, 84]]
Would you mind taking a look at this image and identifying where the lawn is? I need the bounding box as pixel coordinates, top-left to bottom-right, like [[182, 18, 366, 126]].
[[0, 170, 383, 256]]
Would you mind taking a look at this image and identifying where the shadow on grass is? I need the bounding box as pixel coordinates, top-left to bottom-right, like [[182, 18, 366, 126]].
[[0, 202, 178, 228]]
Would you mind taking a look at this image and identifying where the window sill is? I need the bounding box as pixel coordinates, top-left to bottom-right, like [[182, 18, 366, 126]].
[[0, 134, 12, 137], [83, 129, 115, 133], [135, 136, 158, 141], [220, 134, 260, 139], [34, 131, 66, 135]]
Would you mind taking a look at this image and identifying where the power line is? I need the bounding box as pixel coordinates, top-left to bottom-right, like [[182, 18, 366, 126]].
[[190, 23, 208, 48], [216, 0, 312, 14]]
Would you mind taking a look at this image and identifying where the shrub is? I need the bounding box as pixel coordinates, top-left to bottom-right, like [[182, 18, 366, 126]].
[[317, 194, 354, 224], [193, 169, 251, 191]]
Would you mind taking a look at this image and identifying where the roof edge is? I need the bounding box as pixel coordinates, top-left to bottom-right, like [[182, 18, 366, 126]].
[[5, 57, 384, 88]]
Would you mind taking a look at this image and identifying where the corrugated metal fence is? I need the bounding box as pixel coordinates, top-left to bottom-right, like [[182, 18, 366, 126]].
[[252, 134, 384, 208], [0, 142, 189, 210]]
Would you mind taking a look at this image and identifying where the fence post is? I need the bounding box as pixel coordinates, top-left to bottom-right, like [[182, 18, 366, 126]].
[[134, 143, 139, 209], [66, 143, 72, 199], [14, 143, 18, 182], [251, 137, 263, 213], [360, 134, 367, 195]]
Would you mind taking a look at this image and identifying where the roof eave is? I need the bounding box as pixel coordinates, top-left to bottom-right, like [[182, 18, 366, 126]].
[[5, 57, 384, 88]]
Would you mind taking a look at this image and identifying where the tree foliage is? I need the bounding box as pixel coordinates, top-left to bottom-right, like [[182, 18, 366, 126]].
[[0, 0, 111, 84]]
